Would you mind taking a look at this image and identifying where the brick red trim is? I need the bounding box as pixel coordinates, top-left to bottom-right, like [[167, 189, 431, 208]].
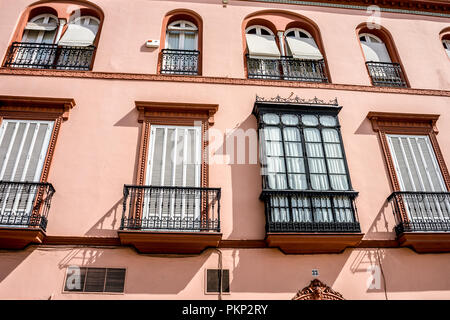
[[1, 68, 449, 97]]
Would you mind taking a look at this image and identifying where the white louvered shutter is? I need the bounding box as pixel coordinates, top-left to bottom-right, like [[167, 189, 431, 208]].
[[0, 120, 53, 219], [144, 125, 201, 224], [387, 134, 448, 220]]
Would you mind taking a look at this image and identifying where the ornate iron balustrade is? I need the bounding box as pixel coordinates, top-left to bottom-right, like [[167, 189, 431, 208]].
[[160, 49, 200, 75], [3, 42, 95, 70], [0, 181, 55, 231], [121, 185, 221, 232], [388, 191, 450, 234], [366, 62, 407, 87], [246, 55, 329, 82], [261, 190, 360, 232]]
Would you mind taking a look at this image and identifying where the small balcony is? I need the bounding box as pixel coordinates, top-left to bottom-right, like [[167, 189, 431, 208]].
[[0, 181, 55, 249], [366, 62, 407, 87], [118, 185, 222, 253], [160, 49, 200, 75], [388, 191, 450, 252], [261, 190, 363, 254], [246, 55, 329, 83], [3, 42, 96, 71]]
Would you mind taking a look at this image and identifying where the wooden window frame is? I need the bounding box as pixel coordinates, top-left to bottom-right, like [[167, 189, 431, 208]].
[[135, 101, 218, 190], [0, 95, 75, 249]]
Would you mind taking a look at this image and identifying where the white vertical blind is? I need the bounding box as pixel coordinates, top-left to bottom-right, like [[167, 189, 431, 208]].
[[387, 134, 448, 220], [0, 120, 53, 182], [144, 125, 201, 223], [387, 135, 446, 192], [0, 120, 53, 219]]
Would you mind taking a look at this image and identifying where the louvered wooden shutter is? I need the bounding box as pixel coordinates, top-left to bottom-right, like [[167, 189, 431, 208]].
[[0, 120, 54, 182], [387, 135, 447, 192], [146, 125, 201, 187]]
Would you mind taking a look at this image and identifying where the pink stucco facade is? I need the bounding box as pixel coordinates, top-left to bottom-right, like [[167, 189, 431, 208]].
[[0, 0, 449, 300]]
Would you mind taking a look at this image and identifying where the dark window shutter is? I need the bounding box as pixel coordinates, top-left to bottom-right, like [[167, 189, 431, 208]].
[[206, 269, 230, 293], [84, 268, 107, 292], [105, 268, 126, 293]]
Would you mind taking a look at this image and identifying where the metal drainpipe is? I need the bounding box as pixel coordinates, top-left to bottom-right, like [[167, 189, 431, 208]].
[[277, 31, 286, 56]]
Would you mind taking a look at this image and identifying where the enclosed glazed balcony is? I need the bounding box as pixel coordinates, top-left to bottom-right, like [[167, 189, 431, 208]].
[[118, 185, 221, 253], [366, 62, 407, 87], [262, 190, 362, 254], [160, 49, 200, 75], [3, 42, 96, 71], [0, 181, 54, 249], [246, 55, 328, 82], [388, 191, 450, 252]]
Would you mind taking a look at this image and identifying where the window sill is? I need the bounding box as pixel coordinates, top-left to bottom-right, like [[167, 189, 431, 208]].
[[118, 230, 222, 254], [265, 232, 364, 254], [397, 232, 450, 253], [0, 227, 45, 249]]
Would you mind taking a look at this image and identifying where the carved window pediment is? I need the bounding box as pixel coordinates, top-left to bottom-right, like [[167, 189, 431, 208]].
[[293, 279, 345, 300]]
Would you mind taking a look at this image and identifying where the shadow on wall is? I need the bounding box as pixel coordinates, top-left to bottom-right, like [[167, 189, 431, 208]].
[[85, 198, 123, 237], [84, 108, 142, 237], [0, 247, 34, 284], [58, 247, 213, 294], [216, 114, 266, 239]]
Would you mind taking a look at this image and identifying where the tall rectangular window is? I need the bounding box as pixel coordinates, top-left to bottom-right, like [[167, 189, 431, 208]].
[[142, 125, 202, 229], [387, 134, 450, 221], [0, 119, 54, 221]]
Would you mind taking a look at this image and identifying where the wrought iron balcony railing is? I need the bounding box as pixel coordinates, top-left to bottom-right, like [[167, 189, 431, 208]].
[[260, 190, 360, 232], [160, 49, 200, 75], [121, 185, 220, 232], [3, 42, 96, 71], [0, 181, 55, 231], [366, 62, 407, 87], [246, 55, 329, 83], [261, 190, 360, 232], [388, 191, 450, 234]]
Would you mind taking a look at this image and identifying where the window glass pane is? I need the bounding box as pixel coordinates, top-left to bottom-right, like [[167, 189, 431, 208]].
[[285, 142, 302, 157], [167, 31, 180, 49], [184, 31, 197, 50], [304, 128, 321, 142], [283, 127, 300, 141], [291, 196, 312, 222], [306, 143, 323, 157], [286, 158, 304, 173], [322, 129, 339, 143], [327, 158, 346, 174], [270, 196, 289, 222], [324, 143, 342, 158], [263, 113, 279, 125], [288, 174, 307, 190], [302, 115, 318, 126], [320, 116, 337, 127], [281, 114, 298, 125], [330, 175, 349, 190]]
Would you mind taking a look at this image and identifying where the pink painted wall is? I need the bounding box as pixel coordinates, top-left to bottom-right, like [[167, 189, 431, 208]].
[[0, 247, 449, 299], [0, 0, 449, 299]]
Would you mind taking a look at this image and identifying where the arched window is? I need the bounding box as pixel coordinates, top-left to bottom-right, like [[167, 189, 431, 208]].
[[284, 28, 323, 60], [245, 25, 280, 59], [58, 15, 100, 47], [443, 38, 450, 58], [22, 13, 59, 44], [166, 20, 198, 50], [359, 33, 391, 63], [358, 30, 406, 87]]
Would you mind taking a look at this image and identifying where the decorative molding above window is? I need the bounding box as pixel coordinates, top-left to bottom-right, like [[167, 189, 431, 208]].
[[0, 95, 75, 120]]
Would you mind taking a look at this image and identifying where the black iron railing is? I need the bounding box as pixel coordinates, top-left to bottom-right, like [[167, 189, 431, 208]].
[[0, 181, 55, 230], [366, 62, 407, 87], [246, 55, 328, 82], [121, 185, 221, 232], [388, 191, 450, 234], [261, 190, 360, 232], [3, 42, 96, 70], [160, 49, 200, 75]]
